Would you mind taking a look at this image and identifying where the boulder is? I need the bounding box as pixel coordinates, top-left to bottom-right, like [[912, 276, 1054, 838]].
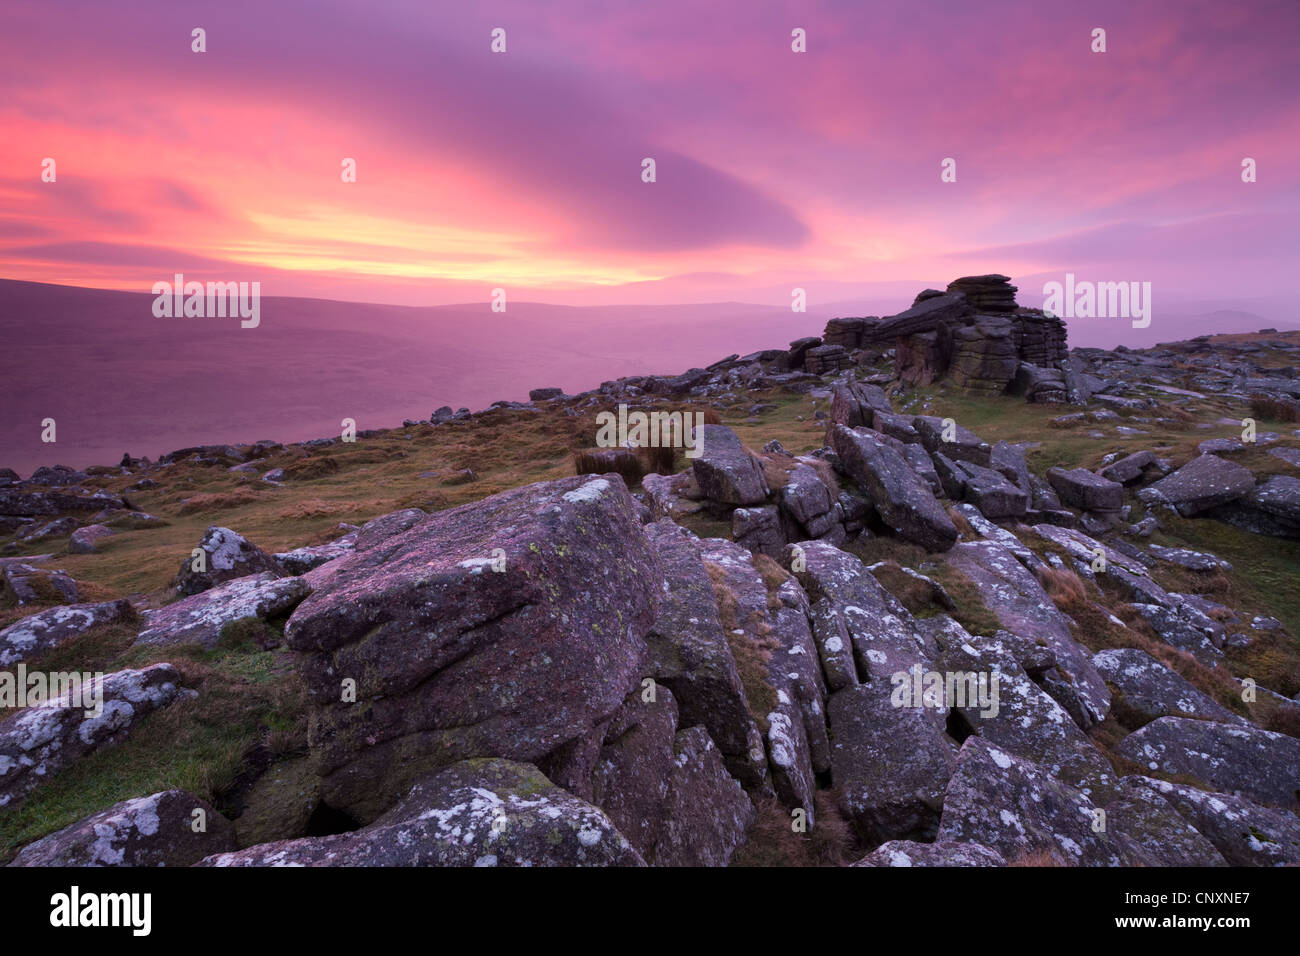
[[944, 540, 1110, 727], [1100, 450, 1156, 485], [2, 561, 79, 606], [914, 416, 992, 467], [690, 425, 769, 505], [200, 759, 645, 867], [939, 638, 1117, 800], [1116, 717, 1300, 809], [1047, 467, 1123, 513], [1209, 474, 1300, 539], [787, 540, 935, 681], [67, 523, 114, 554], [136, 572, 312, 649], [1130, 777, 1300, 867], [284, 475, 660, 821], [651, 727, 755, 866], [1138, 454, 1254, 516], [10, 790, 234, 867], [937, 737, 1127, 866], [1101, 777, 1226, 867], [175, 526, 282, 595], [0, 599, 133, 667], [1092, 648, 1244, 729], [829, 383, 891, 428], [829, 426, 958, 552], [828, 682, 956, 843], [641, 522, 764, 785]]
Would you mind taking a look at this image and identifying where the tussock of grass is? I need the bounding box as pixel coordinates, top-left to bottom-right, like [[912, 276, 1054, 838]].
[[729, 790, 858, 867]]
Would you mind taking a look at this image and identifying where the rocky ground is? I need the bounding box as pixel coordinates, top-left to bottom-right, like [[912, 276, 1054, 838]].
[[2, 275, 1299, 867]]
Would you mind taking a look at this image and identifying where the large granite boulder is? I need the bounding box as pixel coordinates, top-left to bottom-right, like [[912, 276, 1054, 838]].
[[1101, 777, 1226, 867], [641, 521, 763, 785], [1047, 467, 1123, 514], [1130, 776, 1300, 866], [829, 383, 891, 428], [650, 727, 756, 866], [944, 540, 1110, 728], [284, 475, 660, 821], [828, 682, 956, 843]]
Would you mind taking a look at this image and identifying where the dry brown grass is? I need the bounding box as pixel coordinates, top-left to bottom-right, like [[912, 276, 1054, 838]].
[[729, 791, 859, 867], [1036, 565, 1089, 611], [1250, 393, 1300, 423], [1007, 848, 1068, 866]]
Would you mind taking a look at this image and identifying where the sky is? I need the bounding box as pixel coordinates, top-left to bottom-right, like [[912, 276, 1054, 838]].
[[1, 0, 1297, 310]]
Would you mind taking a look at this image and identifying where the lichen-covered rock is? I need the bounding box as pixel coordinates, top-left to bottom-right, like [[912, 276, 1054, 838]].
[[913, 415, 992, 468], [274, 532, 357, 575], [285, 474, 659, 822], [67, 523, 114, 555], [1093, 648, 1245, 729], [851, 840, 1005, 867], [10, 789, 234, 866], [1209, 474, 1300, 539], [1102, 777, 1226, 867], [641, 521, 764, 788], [0, 664, 186, 809], [651, 727, 754, 866], [175, 526, 282, 595], [690, 425, 769, 505], [1130, 776, 1300, 866], [828, 682, 956, 843], [1047, 467, 1123, 513], [588, 686, 679, 858], [829, 382, 891, 428], [788, 540, 934, 680], [1100, 450, 1156, 485], [937, 737, 1128, 866], [829, 425, 958, 552], [944, 540, 1110, 728], [136, 572, 311, 648], [1116, 717, 1300, 809], [1138, 454, 1255, 516], [0, 599, 133, 667], [939, 637, 1117, 800], [200, 759, 645, 866]]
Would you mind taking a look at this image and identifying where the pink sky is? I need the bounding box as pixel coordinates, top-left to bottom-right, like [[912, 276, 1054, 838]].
[[1, 0, 1297, 309]]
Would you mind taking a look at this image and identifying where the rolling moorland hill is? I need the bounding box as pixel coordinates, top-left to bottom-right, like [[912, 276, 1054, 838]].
[[1, 275, 1298, 867]]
